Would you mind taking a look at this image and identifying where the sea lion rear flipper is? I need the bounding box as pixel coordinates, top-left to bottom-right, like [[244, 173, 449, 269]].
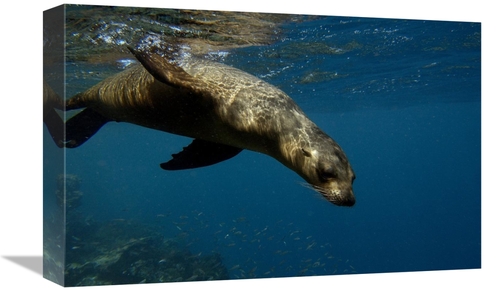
[[43, 108, 65, 148], [161, 139, 243, 170], [64, 108, 111, 148], [43, 80, 65, 147]]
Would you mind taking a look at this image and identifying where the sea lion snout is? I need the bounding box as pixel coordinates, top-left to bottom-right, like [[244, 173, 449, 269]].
[[321, 170, 356, 207], [322, 188, 355, 207], [307, 181, 355, 207]]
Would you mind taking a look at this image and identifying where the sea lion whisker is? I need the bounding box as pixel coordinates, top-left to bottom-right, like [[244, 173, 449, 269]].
[[298, 182, 325, 201], [299, 182, 338, 201], [304, 182, 351, 206]]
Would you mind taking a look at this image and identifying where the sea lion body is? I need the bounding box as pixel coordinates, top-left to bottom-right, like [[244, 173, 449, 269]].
[[65, 48, 356, 206], [68, 63, 273, 154]]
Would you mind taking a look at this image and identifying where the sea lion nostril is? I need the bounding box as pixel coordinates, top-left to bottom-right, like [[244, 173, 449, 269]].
[[343, 198, 355, 207]]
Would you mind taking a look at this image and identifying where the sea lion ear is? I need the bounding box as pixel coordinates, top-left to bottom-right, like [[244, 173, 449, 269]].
[[301, 148, 312, 157]]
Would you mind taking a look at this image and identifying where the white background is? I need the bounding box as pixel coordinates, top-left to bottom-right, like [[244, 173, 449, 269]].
[[1, 0, 497, 290]]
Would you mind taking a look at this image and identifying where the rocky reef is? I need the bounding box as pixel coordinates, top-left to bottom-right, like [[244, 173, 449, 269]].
[[65, 219, 228, 286], [45, 173, 228, 286]]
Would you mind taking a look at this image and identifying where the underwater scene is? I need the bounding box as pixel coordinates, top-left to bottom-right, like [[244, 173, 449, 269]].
[[43, 5, 481, 286]]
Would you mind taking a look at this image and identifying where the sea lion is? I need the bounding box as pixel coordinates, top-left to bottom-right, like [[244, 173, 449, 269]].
[[63, 46, 356, 206]]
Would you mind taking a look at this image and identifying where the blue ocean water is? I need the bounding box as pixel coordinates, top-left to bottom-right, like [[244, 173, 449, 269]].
[[44, 15, 480, 282]]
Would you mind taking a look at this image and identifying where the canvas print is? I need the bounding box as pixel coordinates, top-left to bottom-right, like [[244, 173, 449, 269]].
[[43, 4, 481, 287]]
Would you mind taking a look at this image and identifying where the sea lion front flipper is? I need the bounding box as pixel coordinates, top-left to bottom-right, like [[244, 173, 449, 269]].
[[64, 108, 111, 148], [161, 139, 243, 170], [127, 46, 204, 92]]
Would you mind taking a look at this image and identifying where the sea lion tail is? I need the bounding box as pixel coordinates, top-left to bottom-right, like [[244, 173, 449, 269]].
[[66, 92, 87, 111]]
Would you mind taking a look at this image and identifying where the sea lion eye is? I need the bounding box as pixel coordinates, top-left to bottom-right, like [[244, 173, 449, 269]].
[[318, 166, 336, 182]]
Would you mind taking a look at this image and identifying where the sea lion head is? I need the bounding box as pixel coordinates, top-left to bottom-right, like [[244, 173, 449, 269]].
[[296, 135, 356, 207]]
